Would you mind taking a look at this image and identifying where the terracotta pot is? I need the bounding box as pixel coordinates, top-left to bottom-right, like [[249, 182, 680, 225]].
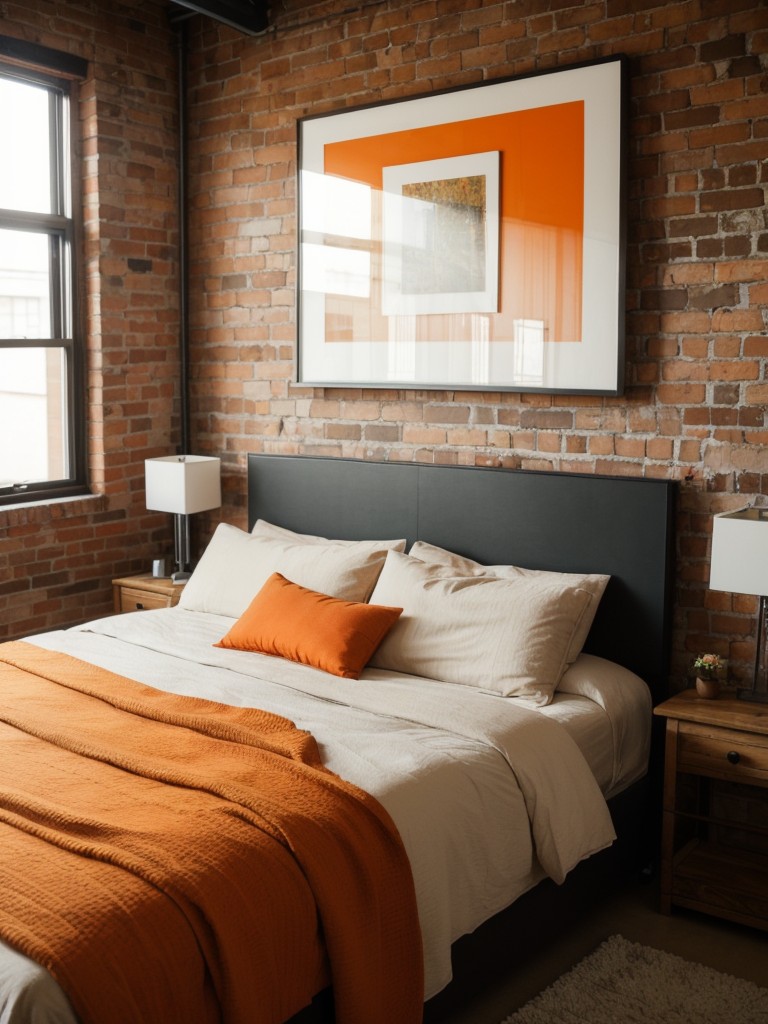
[[695, 676, 720, 700]]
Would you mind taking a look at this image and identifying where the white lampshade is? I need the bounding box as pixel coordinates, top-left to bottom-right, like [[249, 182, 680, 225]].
[[145, 455, 221, 515], [709, 507, 768, 597]]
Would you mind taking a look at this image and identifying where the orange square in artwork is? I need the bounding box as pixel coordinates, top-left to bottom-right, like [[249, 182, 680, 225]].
[[322, 101, 584, 345]]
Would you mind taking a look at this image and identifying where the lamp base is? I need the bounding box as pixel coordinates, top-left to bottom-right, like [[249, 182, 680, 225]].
[[172, 512, 192, 584], [740, 593, 768, 703]]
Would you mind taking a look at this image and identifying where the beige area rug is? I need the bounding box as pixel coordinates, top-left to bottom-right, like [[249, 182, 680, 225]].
[[501, 934, 768, 1024]]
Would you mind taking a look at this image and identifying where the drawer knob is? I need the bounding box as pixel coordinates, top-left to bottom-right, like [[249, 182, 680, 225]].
[[726, 750, 741, 765], [136, 602, 144, 610]]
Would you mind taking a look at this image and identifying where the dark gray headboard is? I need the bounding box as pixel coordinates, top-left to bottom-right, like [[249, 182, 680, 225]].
[[247, 454, 676, 701]]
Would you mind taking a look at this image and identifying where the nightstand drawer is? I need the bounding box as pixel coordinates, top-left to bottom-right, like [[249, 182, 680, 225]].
[[678, 721, 768, 785], [118, 587, 173, 612], [112, 575, 184, 613]]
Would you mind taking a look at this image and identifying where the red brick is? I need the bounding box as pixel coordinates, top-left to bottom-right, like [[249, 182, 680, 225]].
[[2, 0, 766, 696]]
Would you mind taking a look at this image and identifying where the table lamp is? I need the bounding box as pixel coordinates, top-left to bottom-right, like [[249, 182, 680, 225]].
[[709, 506, 768, 702], [145, 455, 221, 582]]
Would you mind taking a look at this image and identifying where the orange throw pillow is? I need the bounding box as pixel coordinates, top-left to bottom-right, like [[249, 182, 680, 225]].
[[215, 572, 403, 679]]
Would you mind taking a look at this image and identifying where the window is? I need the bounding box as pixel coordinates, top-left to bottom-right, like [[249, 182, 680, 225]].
[[0, 46, 86, 504]]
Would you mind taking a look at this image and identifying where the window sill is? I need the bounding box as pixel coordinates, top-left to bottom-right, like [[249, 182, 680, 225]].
[[0, 491, 107, 528]]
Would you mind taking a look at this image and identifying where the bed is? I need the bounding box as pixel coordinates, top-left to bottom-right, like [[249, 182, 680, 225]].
[[0, 455, 676, 1024]]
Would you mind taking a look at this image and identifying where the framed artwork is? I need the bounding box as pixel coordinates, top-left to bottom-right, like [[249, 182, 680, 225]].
[[297, 56, 627, 395]]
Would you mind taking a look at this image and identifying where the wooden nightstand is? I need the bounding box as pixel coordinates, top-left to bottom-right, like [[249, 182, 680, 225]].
[[654, 690, 768, 931], [112, 574, 185, 613]]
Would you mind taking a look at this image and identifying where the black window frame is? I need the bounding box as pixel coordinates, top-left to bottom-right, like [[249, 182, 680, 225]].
[[0, 39, 88, 505]]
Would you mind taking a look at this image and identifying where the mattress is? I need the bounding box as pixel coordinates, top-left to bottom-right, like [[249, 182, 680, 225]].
[[0, 607, 651, 1021]]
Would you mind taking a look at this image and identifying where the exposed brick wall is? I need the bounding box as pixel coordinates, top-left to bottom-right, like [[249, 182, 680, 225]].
[[185, 0, 768, 691], [1, 0, 767, 695], [0, 0, 183, 639]]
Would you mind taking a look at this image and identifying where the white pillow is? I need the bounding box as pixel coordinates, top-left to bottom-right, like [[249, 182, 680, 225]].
[[408, 540, 609, 666], [369, 550, 602, 704], [557, 653, 650, 710], [179, 523, 398, 618], [252, 519, 406, 552]]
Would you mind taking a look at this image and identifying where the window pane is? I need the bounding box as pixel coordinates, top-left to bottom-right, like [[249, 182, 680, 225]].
[[0, 77, 51, 214], [0, 57, 82, 503], [0, 347, 68, 486], [0, 229, 52, 338]]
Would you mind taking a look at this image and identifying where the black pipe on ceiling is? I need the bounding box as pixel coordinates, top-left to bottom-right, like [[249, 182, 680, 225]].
[[169, 0, 269, 35]]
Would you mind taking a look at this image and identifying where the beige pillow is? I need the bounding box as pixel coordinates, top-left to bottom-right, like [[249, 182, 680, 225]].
[[369, 550, 601, 704], [252, 518, 406, 553], [179, 523, 396, 618], [409, 540, 609, 666]]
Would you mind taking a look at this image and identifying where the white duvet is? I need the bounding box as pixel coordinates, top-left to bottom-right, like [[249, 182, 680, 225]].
[[0, 608, 649, 1021]]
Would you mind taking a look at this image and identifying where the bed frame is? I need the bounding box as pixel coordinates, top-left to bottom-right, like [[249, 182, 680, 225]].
[[247, 454, 677, 1020]]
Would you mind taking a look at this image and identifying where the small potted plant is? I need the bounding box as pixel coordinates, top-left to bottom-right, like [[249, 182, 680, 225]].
[[693, 653, 722, 700]]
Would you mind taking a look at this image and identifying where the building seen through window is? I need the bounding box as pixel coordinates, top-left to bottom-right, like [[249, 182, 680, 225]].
[[0, 57, 84, 502]]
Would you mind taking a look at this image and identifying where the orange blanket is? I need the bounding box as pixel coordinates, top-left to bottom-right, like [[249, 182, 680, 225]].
[[0, 641, 423, 1024]]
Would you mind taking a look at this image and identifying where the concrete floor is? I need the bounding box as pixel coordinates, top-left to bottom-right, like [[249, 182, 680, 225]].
[[431, 875, 767, 1024]]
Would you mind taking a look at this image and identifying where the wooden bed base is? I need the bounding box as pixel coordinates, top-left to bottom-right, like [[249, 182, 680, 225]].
[[246, 455, 676, 1021]]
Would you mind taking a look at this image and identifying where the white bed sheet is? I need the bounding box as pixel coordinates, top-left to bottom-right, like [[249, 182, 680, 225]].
[[1, 609, 651, 1021]]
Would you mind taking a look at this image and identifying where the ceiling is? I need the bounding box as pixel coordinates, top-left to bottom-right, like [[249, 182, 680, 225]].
[[167, 0, 270, 35]]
